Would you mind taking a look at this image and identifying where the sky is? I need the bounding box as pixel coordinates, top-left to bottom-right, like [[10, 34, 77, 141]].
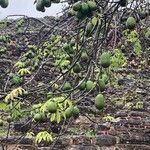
[[0, 0, 65, 19]]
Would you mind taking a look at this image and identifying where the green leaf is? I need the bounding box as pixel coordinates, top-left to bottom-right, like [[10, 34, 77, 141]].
[[92, 17, 98, 27], [56, 110, 61, 123], [0, 102, 8, 111], [50, 113, 56, 122]]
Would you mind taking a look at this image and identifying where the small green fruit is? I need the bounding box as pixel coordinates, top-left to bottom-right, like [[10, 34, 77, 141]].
[[100, 52, 111, 68], [73, 63, 81, 73], [126, 16, 136, 30], [34, 113, 46, 122], [46, 101, 57, 113], [86, 80, 95, 91], [73, 1, 82, 11], [34, 113, 41, 122], [98, 79, 106, 92], [65, 107, 73, 119], [95, 94, 105, 110], [85, 22, 93, 36], [81, 52, 88, 62], [63, 82, 72, 91], [75, 11, 85, 20], [81, 2, 90, 14], [102, 74, 109, 84], [72, 106, 80, 117], [87, 1, 97, 11], [78, 81, 86, 90]]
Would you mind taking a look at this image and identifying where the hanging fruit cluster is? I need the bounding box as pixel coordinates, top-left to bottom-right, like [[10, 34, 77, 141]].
[[72, 1, 97, 19]]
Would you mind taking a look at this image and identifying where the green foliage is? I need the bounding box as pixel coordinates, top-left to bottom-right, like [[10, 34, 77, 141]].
[[18, 68, 31, 76], [0, 47, 6, 55], [15, 61, 26, 69], [0, 0, 149, 146], [4, 87, 26, 103], [31, 96, 76, 124], [111, 49, 127, 70], [0, 35, 7, 42], [84, 129, 96, 138], [0, 20, 7, 29], [16, 19, 25, 28], [125, 30, 142, 56], [35, 131, 53, 143], [11, 75, 23, 86], [0, 102, 8, 111], [55, 58, 70, 70], [102, 114, 115, 122], [134, 101, 144, 109], [87, 1, 97, 11], [9, 101, 22, 120]]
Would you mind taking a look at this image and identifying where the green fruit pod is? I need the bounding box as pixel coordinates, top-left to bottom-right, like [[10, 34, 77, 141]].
[[78, 81, 86, 90], [65, 107, 73, 119], [73, 1, 82, 11], [98, 79, 106, 92], [73, 63, 81, 73], [81, 2, 90, 14], [63, 82, 72, 91], [95, 94, 105, 110], [34, 113, 43, 122], [72, 106, 80, 117], [85, 22, 94, 36], [126, 16, 136, 30], [46, 101, 57, 113], [100, 52, 111, 68], [87, 1, 97, 11], [86, 80, 95, 91]]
